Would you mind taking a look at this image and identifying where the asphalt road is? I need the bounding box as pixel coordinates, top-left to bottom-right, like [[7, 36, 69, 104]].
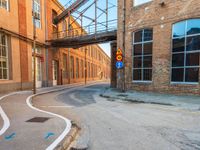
[[0, 92, 66, 150], [33, 83, 200, 150]]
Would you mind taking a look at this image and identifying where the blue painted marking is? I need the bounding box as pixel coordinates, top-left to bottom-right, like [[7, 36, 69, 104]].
[[45, 132, 55, 140], [116, 61, 124, 69], [4, 133, 16, 141]]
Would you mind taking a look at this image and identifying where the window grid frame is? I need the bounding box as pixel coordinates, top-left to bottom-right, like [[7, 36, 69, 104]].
[[33, 0, 41, 28], [171, 20, 200, 84], [132, 29, 153, 82], [0, 0, 9, 11], [0, 33, 9, 80]]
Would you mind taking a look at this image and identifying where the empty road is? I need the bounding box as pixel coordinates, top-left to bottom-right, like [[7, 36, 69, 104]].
[[33, 83, 200, 150]]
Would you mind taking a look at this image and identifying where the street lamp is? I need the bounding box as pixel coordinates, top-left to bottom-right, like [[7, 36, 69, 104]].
[[32, 0, 38, 94], [85, 47, 87, 85]]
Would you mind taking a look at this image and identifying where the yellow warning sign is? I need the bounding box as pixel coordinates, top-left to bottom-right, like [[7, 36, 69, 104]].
[[116, 48, 122, 55]]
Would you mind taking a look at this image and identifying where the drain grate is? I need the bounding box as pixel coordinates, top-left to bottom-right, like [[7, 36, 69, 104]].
[[26, 117, 50, 123]]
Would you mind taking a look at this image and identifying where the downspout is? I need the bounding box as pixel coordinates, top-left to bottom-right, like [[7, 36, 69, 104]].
[[44, 0, 49, 87], [122, 0, 126, 92]]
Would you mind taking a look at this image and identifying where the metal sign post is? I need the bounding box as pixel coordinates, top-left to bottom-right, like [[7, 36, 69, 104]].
[[32, 0, 36, 94]]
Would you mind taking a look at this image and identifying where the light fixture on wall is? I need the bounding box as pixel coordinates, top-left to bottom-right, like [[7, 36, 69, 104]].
[[159, 0, 165, 7]]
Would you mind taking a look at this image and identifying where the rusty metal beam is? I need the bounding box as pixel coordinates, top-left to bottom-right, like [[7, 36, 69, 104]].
[[54, 0, 89, 24], [49, 30, 117, 48]]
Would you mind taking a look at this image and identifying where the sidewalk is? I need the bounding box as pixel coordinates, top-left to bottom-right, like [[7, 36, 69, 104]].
[[100, 88, 200, 111]]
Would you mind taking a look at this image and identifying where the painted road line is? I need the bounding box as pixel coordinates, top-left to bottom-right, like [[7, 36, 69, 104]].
[[0, 92, 27, 136], [0, 106, 10, 136], [26, 94, 72, 150], [41, 106, 74, 108]]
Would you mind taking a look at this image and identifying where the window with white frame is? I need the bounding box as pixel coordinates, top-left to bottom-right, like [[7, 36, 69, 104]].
[[0, 32, 9, 80], [70, 56, 74, 78], [133, 29, 153, 81], [63, 54, 67, 78], [0, 0, 9, 11], [33, 0, 41, 28], [32, 46, 42, 81], [81, 60, 84, 78], [76, 58, 79, 78], [134, 0, 152, 6], [171, 19, 200, 83]]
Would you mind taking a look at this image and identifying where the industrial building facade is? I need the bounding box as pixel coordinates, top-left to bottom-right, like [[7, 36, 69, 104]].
[[117, 0, 200, 95], [0, 0, 110, 93]]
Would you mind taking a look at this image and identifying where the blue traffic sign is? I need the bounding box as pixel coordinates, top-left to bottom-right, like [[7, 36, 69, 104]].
[[116, 61, 124, 69]]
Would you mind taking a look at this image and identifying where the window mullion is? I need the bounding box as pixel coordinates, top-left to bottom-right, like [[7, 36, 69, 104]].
[[142, 30, 144, 81], [183, 21, 187, 82]]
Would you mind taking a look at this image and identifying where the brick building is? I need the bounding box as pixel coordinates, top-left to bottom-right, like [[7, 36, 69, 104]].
[[0, 0, 110, 93], [117, 0, 200, 95]]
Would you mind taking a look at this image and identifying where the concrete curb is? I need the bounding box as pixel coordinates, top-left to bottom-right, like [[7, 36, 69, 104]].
[[56, 123, 81, 150], [100, 94, 173, 106], [100, 89, 200, 111]]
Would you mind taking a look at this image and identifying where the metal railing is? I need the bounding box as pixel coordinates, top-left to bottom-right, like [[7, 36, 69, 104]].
[[52, 19, 117, 40]]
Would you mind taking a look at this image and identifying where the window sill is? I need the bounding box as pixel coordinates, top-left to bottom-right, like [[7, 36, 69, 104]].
[[171, 82, 199, 85], [132, 80, 152, 84], [132, 1, 152, 10], [0, 79, 9, 81]]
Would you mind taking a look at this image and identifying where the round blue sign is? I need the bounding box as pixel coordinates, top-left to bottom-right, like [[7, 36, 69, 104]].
[[116, 61, 124, 69]]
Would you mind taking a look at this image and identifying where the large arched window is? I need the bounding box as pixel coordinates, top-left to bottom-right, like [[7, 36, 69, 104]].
[[171, 19, 200, 83], [133, 29, 153, 81]]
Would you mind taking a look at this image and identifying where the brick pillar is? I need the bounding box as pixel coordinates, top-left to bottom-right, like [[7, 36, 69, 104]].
[[110, 41, 117, 88]]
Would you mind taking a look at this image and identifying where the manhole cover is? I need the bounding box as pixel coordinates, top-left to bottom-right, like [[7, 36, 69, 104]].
[[26, 117, 50, 123]]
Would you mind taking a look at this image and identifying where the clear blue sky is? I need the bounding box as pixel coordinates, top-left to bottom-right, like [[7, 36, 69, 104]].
[[58, 0, 117, 57]]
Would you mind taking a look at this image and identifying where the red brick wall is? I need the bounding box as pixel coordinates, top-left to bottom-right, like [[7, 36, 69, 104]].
[[117, 0, 200, 95]]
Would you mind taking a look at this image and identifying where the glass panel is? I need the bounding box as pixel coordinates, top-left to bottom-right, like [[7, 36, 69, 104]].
[[133, 57, 142, 68], [133, 69, 141, 80], [143, 42, 152, 55], [133, 44, 142, 56], [171, 68, 184, 82], [143, 69, 152, 81], [1, 0, 8, 9], [173, 21, 186, 38], [143, 29, 153, 41], [0, 68, 2, 79], [186, 53, 199, 66], [2, 47, 6, 57], [187, 19, 200, 35], [134, 31, 143, 43], [1, 34, 6, 45], [3, 68, 7, 79], [172, 38, 185, 52], [185, 68, 199, 82], [2, 61, 7, 68], [172, 53, 184, 67], [143, 56, 152, 68], [186, 35, 200, 51]]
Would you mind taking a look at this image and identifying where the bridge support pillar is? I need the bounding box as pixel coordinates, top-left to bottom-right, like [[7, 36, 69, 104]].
[[110, 41, 117, 88]]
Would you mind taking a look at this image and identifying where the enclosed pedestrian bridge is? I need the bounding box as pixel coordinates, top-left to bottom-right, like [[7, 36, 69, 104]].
[[49, 0, 117, 48]]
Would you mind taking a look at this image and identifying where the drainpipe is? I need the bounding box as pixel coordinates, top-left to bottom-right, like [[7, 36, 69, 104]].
[[122, 0, 126, 92], [44, 0, 49, 87]]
